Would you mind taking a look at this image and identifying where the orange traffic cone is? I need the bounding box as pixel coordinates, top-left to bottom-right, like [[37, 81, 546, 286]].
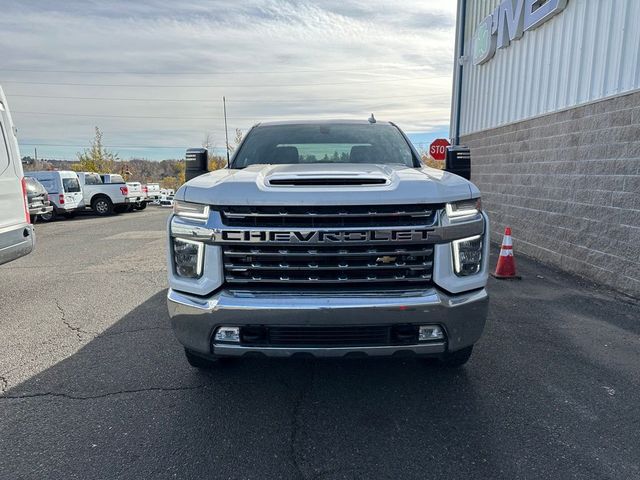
[[491, 227, 521, 280]]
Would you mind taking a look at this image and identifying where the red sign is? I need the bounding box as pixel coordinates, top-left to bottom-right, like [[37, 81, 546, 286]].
[[429, 138, 450, 161]]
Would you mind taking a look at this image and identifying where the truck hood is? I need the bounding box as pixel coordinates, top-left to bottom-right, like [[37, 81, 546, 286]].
[[178, 164, 479, 206]]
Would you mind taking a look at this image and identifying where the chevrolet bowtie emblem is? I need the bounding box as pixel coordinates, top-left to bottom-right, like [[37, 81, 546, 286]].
[[376, 256, 397, 264]]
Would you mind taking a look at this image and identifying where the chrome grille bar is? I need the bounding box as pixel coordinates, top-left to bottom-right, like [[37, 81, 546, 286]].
[[223, 246, 434, 257], [219, 204, 440, 228], [222, 209, 434, 218], [224, 262, 433, 272]]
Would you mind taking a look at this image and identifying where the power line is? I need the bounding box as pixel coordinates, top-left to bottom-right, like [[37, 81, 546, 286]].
[[1, 76, 447, 89], [20, 142, 188, 149], [2, 65, 435, 76], [13, 111, 438, 121], [21, 140, 436, 150], [12, 110, 440, 122], [10, 93, 448, 104], [14, 111, 235, 120]]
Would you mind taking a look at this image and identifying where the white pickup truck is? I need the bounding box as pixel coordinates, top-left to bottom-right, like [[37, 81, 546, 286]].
[[144, 183, 161, 203], [76, 172, 135, 215], [100, 174, 146, 211], [167, 119, 489, 369]]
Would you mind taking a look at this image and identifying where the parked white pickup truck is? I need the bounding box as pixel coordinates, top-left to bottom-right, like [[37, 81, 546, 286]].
[[167, 119, 489, 369], [76, 172, 133, 215], [100, 174, 146, 211], [144, 183, 161, 203]]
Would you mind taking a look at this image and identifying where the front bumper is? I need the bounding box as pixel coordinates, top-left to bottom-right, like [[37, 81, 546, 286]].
[[167, 287, 488, 358], [29, 204, 53, 216], [0, 223, 35, 266]]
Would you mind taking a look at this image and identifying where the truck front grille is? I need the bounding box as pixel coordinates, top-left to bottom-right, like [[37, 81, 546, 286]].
[[222, 244, 434, 287], [220, 204, 440, 228], [219, 205, 438, 289]]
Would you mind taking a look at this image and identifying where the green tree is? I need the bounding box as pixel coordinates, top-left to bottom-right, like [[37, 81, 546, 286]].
[[161, 176, 180, 190], [72, 127, 120, 173]]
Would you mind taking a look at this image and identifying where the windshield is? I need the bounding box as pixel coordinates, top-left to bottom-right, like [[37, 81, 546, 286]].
[[232, 124, 417, 168], [62, 177, 81, 193]]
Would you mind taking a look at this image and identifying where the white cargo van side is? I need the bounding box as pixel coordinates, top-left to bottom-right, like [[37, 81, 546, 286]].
[[0, 86, 35, 265], [25, 171, 83, 221]]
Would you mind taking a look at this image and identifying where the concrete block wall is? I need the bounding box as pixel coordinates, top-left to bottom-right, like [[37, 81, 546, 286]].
[[462, 90, 640, 298]]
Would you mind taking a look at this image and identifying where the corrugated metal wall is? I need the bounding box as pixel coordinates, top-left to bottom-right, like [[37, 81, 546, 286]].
[[459, 0, 640, 136]]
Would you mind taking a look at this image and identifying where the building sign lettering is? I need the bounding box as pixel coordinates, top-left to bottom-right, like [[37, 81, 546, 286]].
[[473, 0, 568, 65]]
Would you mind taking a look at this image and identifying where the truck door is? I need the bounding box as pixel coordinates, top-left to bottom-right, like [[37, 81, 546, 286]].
[[62, 175, 83, 208]]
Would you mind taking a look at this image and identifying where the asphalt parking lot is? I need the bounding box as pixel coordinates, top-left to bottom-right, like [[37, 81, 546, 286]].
[[1, 208, 639, 480]]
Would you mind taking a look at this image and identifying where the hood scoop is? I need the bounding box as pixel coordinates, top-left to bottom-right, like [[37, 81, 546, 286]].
[[268, 177, 388, 187], [262, 164, 394, 187]]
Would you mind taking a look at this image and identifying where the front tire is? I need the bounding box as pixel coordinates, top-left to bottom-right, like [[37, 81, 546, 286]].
[[439, 346, 474, 367], [184, 348, 221, 370], [92, 196, 114, 216]]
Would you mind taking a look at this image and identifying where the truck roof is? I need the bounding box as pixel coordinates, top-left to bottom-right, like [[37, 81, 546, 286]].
[[255, 119, 393, 127]]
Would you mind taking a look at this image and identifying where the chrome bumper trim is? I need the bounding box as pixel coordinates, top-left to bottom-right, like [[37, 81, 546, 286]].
[[167, 287, 489, 356], [213, 343, 447, 358]]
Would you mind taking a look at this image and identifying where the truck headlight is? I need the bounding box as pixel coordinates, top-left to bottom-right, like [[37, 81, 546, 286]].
[[173, 238, 204, 278], [446, 198, 481, 219], [452, 235, 483, 276], [174, 200, 209, 221]]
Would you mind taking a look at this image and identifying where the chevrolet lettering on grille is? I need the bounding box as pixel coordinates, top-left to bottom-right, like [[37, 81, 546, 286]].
[[219, 229, 433, 243]]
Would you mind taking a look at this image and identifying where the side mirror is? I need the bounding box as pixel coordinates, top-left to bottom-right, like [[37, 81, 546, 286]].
[[445, 146, 471, 181], [185, 148, 209, 182]]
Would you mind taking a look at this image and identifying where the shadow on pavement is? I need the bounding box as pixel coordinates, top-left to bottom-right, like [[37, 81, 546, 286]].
[[2, 263, 639, 480]]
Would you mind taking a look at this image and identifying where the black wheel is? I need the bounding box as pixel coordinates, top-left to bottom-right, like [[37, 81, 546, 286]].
[[92, 196, 114, 216], [126, 205, 134, 212], [39, 209, 57, 222], [184, 348, 221, 370], [30, 214, 37, 224], [136, 202, 148, 210], [439, 346, 473, 367]]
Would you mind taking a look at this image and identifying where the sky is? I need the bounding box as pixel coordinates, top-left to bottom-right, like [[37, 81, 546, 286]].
[[0, 0, 457, 161]]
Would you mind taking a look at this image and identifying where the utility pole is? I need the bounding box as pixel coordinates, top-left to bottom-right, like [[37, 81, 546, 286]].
[[223, 96, 230, 165]]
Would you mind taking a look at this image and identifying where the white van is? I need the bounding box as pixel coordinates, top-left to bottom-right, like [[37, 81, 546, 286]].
[[25, 171, 83, 221], [0, 86, 35, 265]]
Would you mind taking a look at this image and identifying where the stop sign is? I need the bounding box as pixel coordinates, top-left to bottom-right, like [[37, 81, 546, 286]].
[[429, 138, 450, 161]]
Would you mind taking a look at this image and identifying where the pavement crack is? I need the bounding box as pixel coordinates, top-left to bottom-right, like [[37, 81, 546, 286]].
[[0, 384, 206, 401], [55, 299, 91, 340], [100, 326, 171, 336], [289, 361, 317, 480], [0, 375, 7, 394]]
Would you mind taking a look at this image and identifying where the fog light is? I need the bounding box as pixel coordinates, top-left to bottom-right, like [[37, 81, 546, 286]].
[[214, 327, 240, 343], [419, 326, 444, 342]]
